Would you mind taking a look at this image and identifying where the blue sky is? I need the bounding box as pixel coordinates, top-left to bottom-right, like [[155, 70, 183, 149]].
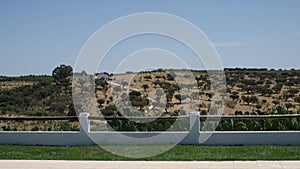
[[0, 0, 299, 76]]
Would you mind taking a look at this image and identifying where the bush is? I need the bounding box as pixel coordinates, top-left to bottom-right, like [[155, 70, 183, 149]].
[[226, 100, 237, 109], [59, 121, 72, 131], [101, 105, 118, 116], [31, 126, 39, 131]]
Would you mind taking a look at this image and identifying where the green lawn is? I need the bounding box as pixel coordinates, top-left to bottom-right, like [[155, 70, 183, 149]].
[[0, 145, 299, 160]]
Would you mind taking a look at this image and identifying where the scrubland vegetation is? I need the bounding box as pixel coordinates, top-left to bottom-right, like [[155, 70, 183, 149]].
[[0, 65, 299, 131]]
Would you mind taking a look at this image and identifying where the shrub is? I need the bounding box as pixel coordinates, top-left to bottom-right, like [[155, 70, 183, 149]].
[[31, 126, 39, 131], [59, 121, 72, 131]]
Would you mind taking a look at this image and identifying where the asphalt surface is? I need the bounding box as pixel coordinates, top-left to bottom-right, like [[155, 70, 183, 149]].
[[0, 160, 300, 169]]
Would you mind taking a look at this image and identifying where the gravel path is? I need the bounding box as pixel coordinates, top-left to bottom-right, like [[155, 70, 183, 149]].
[[1, 160, 299, 169]]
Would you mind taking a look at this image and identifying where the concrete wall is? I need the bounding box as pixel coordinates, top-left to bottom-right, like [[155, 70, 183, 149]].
[[0, 112, 300, 146]]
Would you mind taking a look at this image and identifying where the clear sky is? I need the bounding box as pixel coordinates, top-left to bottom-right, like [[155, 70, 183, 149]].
[[0, 0, 299, 76]]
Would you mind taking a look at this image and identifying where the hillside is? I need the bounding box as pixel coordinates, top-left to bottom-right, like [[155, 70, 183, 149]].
[[0, 67, 300, 131], [93, 68, 300, 117]]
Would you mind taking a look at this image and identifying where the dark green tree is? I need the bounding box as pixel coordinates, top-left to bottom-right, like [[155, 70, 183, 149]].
[[165, 102, 174, 113], [52, 64, 73, 84], [272, 100, 280, 106], [97, 99, 105, 108], [174, 94, 187, 104], [285, 103, 294, 110], [142, 84, 149, 92], [249, 96, 258, 104], [294, 97, 300, 103], [144, 75, 152, 81], [230, 94, 239, 100], [288, 88, 299, 97], [68, 103, 76, 116]]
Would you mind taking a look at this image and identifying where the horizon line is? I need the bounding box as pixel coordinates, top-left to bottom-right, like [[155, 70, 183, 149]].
[[1, 67, 300, 77]]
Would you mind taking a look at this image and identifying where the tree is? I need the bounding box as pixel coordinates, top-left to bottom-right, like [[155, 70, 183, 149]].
[[242, 95, 258, 105], [49, 102, 66, 113], [249, 96, 258, 104], [242, 96, 251, 105], [257, 86, 273, 96], [272, 100, 280, 106], [129, 91, 148, 110], [283, 92, 293, 101], [52, 65, 73, 94], [285, 103, 294, 111], [102, 105, 118, 116], [163, 92, 171, 102], [272, 83, 283, 93], [206, 93, 213, 101], [288, 88, 299, 97], [95, 79, 107, 88], [230, 94, 239, 100], [97, 99, 105, 108], [52, 64, 73, 84], [165, 102, 174, 113], [174, 94, 187, 104], [129, 90, 141, 100], [165, 88, 175, 102], [265, 88, 273, 97], [256, 104, 262, 110], [144, 75, 152, 81], [68, 103, 76, 116], [166, 73, 174, 81], [142, 84, 149, 92], [195, 76, 202, 83], [155, 75, 161, 80], [131, 96, 149, 110], [294, 97, 300, 103]]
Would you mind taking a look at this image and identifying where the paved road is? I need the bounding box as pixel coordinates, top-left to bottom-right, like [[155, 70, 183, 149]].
[[0, 160, 300, 169]]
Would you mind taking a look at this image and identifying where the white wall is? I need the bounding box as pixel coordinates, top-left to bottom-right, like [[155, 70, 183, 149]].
[[0, 112, 300, 146]]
